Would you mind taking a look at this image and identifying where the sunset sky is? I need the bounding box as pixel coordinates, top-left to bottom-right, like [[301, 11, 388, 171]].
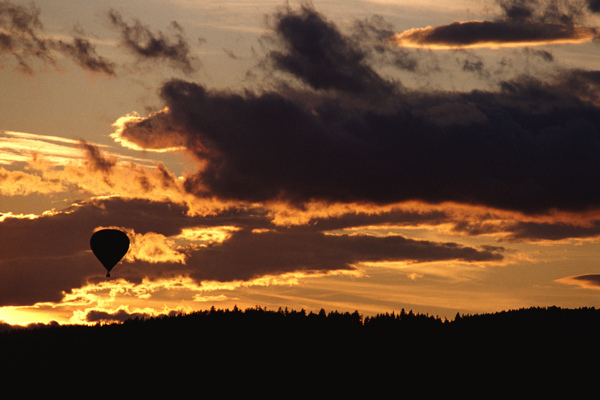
[[2, 0, 600, 326]]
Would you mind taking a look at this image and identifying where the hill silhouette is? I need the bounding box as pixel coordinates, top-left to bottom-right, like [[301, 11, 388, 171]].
[[1, 306, 598, 395]]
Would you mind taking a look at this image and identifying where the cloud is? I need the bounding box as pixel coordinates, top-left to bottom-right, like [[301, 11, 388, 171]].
[[1, 130, 87, 164], [498, 0, 598, 25], [1, 136, 211, 214], [110, 111, 187, 152], [108, 9, 198, 74], [556, 274, 600, 290], [108, 5, 600, 215], [0, 0, 49, 74], [5, 2, 600, 317], [126, 230, 187, 264], [391, 20, 598, 49], [85, 308, 153, 323], [391, 0, 600, 50], [0, 166, 66, 196], [0, 195, 504, 306], [0, 0, 115, 75], [51, 37, 116, 76], [451, 215, 600, 242], [0, 131, 195, 207], [79, 140, 117, 173], [506, 221, 600, 241], [266, 4, 396, 94], [350, 15, 418, 72], [588, 0, 600, 12], [0, 197, 196, 306], [113, 67, 600, 215], [184, 228, 503, 283]]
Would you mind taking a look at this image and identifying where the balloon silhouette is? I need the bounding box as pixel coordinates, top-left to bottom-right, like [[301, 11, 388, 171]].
[[90, 229, 130, 277]]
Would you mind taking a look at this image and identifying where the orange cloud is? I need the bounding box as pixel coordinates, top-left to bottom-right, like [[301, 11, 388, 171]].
[[176, 226, 241, 247], [0, 134, 237, 217], [556, 274, 600, 291], [0, 271, 360, 325], [125, 230, 187, 264], [0, 166, 66, 196]]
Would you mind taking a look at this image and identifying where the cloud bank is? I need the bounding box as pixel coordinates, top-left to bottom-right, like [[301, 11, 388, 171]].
[[0, 196, 504, 306], [112, 4, 600, 215]]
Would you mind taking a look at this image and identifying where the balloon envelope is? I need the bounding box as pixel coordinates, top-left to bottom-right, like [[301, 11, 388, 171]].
[[90, 229, 130, 277]]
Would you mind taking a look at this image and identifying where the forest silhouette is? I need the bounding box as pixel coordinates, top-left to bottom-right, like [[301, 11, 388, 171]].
[[1, 306, 598, 395]]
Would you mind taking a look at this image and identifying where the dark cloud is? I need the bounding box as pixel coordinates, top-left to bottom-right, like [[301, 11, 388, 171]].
[[115, 68, 600, 214], [393, 0, 600, 49], [0, 1, 203, 76], [497, 0, 588, 25], [349, 15, 418, 73], [108, 9, 198, 74], [451, 218, 600, 242], [79, 140, 117, 173], [392, 19, 598, 49], [507, 221, 600, 241], [523, 47, 555, 62], [52, 37, 116, 76], [556, 68, 600, 103], [0, 0, 115, 75], [461, 54, 490, 79], [266, 4, 396, 94], [186, 228, 503, 282], [588, 0, 600, 12], [85, 309, 152, 323], [294, 208, 451, 232], [0, 198, 193, 306], [0, 0, 53, 74], [0, 255, 93, 305], [104, 6, 591, 213]]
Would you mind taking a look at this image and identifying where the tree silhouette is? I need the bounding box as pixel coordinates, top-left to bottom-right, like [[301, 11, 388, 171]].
[[0, 306, 599, 394]]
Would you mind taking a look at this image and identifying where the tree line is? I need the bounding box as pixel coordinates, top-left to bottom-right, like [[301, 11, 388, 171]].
[[1, 305, 599, 392], [4, 304, 600, 335]]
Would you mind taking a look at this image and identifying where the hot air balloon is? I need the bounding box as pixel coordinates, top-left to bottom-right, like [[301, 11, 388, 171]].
[[90, 229, 130, 277]]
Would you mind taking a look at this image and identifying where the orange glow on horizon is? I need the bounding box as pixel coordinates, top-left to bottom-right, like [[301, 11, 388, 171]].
[[0, 270, 363, 326]]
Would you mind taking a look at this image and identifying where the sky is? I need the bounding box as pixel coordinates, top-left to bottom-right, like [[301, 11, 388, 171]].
[[2, 0, 600, 326]]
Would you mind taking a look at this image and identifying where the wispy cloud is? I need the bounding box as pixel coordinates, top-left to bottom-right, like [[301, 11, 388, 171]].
[[108, 9, 199, 74], [0, 0, 115, 75], [0, 131, 198, 211], [51, 36, 116, 75], [0, 130, 158, 166], [0, 1, 203, 77]]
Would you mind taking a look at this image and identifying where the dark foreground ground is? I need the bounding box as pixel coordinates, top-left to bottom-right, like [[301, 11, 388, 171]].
[[1, 306, 599, 396]]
